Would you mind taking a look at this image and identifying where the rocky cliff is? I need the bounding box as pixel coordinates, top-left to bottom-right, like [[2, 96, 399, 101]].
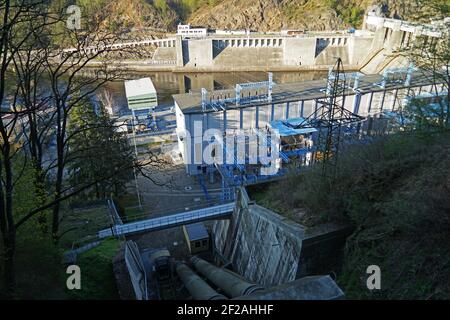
[[186, 0, 443, 32], [69, 0, 445, 34]]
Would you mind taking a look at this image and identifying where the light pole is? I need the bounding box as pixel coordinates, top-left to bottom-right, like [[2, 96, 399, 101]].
[[131, 109, 143, 209]]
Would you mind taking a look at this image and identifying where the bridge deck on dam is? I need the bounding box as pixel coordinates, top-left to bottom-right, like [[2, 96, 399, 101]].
[[98, 202, 234, 238], [173, 71, 434, 114]]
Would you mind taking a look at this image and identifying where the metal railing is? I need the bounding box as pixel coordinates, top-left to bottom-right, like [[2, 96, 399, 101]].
[[98, 202, 234, 238]]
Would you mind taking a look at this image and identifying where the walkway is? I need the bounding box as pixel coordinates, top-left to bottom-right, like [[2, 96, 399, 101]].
[[98, 202, 234, 238]]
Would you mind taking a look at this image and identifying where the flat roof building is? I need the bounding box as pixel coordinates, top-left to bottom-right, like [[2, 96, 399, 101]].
[[177, 24, 208, 37], [124, 77, 158, 111], [173, 70, 442, 176]]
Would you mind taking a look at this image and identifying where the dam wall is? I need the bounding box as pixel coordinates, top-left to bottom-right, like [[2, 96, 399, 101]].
[[176, 35, 366, 72], [171, 25, 413, 72], [81, 15, 446, 73]]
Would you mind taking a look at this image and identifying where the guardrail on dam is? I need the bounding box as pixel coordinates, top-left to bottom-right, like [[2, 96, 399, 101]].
[[62, 15, 448, 72]]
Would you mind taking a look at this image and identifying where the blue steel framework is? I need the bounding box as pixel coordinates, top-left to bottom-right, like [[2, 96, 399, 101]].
[[212, 124, 317, 201], [211, 62, 372, 200], [190, 63, 427, 202]]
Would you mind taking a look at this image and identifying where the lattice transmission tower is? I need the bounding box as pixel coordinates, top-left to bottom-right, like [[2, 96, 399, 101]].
[[291, 58, 364, 178]]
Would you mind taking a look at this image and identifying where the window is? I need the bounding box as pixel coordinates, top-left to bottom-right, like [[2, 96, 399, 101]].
[[202, 240, 208, 247], [194, 143, 202, 164], [195, 241, 201, 248]]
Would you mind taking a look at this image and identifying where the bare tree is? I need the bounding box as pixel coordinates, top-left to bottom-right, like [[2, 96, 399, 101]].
[[404, 4, 450, 130], [0, 0, 150, 295]]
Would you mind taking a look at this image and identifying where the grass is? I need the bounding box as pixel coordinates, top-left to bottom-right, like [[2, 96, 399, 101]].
[[123, 206, 147, 222], [59, 205, 112, 250], [66, 238, 121, 300], [249, 131, 450, 299]]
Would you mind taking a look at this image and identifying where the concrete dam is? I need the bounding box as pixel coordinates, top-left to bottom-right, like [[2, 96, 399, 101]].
[[81, 14, 445, 74], [172, 14, 442, 73]]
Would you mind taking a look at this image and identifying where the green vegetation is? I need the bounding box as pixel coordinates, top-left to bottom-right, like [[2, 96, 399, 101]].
[[0, 159, 64, 299], [59, 205, 112, 249], [66, 239, 121, 300], [327, 0, 365, 27], [250, 132, 450, 299], [113, 193, 146, 222], [68, 99, 135, 200]]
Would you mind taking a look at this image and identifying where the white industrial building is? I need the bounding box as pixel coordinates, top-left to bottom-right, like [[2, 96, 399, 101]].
[[173, 70, 444, 177], [177, 24, 208, 38]]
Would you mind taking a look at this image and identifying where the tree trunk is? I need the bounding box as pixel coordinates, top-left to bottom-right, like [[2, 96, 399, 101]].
[[52, 167, 63, 244], [2, 231, 16, 298]]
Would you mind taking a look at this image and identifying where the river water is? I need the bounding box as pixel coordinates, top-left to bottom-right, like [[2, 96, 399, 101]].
[[103, 71, 328, 115]]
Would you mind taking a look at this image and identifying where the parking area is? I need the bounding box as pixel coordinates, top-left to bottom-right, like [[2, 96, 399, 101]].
[[122, 142, 224, 222]]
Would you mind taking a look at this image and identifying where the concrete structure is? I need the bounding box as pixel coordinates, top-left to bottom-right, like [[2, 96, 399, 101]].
[[173, 70, 446, 176], [213, 188, 304, 287], [182, 223, 210, 255], [124, 77, 158, 111], [124, 241, 149, 300], [177, 24, 208, 38], [212, 188, 351, 292], [98, 202, 234, 238], [175, 33, 372, 71], [65, 14, 449, 72], [364, 12, 449, 39], [233, 276, 345, 300]]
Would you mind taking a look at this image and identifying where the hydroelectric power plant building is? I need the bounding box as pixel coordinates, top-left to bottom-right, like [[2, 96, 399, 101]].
[[173, 69, 447, 179]]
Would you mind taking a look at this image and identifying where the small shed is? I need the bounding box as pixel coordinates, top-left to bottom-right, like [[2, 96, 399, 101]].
[[124, 77, 158, 111], [182, 223, 210, 255]]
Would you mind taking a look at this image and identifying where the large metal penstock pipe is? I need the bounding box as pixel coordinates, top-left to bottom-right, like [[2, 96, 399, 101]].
[[176, 263, 227, 300], [190, 256, 264, 298]]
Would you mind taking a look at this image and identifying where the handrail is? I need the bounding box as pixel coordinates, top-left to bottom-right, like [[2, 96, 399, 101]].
[[98, 202, 234, 238]]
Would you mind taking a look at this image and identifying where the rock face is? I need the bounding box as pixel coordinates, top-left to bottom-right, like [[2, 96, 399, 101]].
[[71, 0, 437, 35], [188, 0, 345, 32], [102, 0, 179, 30], [186, 0, 434, 32]]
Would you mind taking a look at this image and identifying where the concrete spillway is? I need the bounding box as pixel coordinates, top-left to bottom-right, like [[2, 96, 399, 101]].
[[176, 263, 227, 300], [191, 256, 264, 298]]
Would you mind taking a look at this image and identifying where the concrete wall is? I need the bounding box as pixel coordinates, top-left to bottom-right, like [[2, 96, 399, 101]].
[[176, 36, 184, 67], [212, 188, 355, 289], [283, 38, 316, 66], [296, 224, 352, 278], [184, 39, 214, 68], [213, 47, 284, 70], [213, 188, 305, 287], [315, 46, 350, 66], [348, 36, 375, 66], [175, 35, 374, 71]]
